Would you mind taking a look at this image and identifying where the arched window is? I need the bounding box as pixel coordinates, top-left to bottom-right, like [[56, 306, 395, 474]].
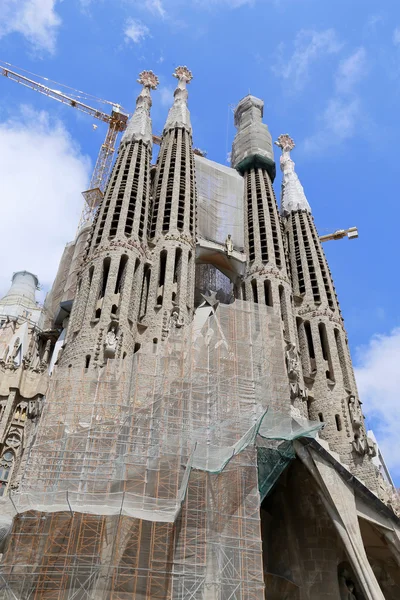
[[0, 451, 15, 497]]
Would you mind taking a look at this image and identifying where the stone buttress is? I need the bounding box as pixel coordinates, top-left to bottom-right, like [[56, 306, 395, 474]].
[[59, 72, 159, 369], [277, 134, 378, 481], [144, 67, 197, 343], [231, 96, 306, 416]]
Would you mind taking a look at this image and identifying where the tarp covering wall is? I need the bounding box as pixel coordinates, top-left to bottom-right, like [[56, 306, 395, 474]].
[[0, 300, 319, 599], [195, 154, 245, 250]]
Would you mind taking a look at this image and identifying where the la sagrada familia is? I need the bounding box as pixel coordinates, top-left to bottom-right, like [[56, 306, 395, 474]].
[[0, 67, 399, 599]]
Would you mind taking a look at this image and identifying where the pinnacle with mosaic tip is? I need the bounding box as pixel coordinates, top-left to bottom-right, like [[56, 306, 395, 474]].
[[275, 134, 295, 152], [137, 70, 159, 90], [173, 66, 193, 83]]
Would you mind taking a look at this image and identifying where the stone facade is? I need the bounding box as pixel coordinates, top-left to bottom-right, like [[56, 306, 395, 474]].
[[0, 272, 50, 497]]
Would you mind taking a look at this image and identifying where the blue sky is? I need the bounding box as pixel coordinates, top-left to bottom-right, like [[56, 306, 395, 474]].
[[0, 0, 400, 482]]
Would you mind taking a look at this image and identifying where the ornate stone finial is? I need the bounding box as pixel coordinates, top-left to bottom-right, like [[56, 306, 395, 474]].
[[276, 132, 311, 216], [138, 70, 159, 90], [164, 66, 193, 131], [173, 66, 193, 83], [275, 134, 295, 152], [121, 70, 159, 146]]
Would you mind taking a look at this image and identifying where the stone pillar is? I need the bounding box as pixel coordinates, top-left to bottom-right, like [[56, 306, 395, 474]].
[[60, 71, 159, 369]]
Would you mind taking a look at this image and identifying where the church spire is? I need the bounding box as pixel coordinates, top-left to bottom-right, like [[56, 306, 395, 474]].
[[164, 66, 193, 132], [121, 70, 159, 147], [275, 134, 311, 216]]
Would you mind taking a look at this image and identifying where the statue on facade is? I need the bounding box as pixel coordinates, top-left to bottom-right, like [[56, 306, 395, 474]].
[[225, 234, 234, 256], [39, 340, 52, 371], [169, 307, 184, 329], [104, 326, 118, 359], [348, 395, 376, 457], [285, 342, 307, 401]]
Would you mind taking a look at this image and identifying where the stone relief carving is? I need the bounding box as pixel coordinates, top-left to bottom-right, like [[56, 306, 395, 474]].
[[169, 307, 184, 329], [348, 395, 377, 457], [285, 342, 307, 401]]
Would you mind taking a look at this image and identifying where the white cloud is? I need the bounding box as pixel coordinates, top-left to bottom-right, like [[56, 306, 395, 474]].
[[0, 106, 91, 299], [354, 328, 400, 480], [124, 18, 150, 44], [145, 0, 166, 17], [272, 29, 343, 90], [303, 47, 368, 153], [303, 98, 359, 153], [393, 27, 400, 47], [335, 47, 367, 94], [0, 0, 61, 53]]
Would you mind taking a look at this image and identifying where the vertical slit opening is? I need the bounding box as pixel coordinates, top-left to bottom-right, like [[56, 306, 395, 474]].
[[114, 255, 128, 294], [139, 265, 151, 318], [335, 414, 342, 431], [304, 321, 315, 360], [99, 258, 111, 300], [264, 280, 273, 307], [251, 280, 258, 304]]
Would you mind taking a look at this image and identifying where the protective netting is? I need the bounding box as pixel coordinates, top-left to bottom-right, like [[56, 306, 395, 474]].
[[0, 300, 320, 599], [195, 155, 245, 250]]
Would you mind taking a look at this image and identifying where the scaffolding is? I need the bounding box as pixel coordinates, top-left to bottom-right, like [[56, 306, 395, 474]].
[[0, 300, 320, 599]]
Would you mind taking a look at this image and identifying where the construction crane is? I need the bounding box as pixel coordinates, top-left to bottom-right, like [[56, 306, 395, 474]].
[[0, 62, 163, 231], [319, 227, 358, 243]]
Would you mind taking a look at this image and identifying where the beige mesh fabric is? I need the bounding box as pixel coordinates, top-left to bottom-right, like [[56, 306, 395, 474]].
[[0, 300, 291, 599], [195, 155, 245, 250]]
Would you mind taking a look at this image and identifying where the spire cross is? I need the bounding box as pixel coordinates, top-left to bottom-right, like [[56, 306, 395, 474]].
[[275, 134, 295, 153], [137, 70, 159, 90]]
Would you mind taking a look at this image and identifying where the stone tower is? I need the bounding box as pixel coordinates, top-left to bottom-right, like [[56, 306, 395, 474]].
[[59, 71, 159, 369], [232, 97, 306, 415], [145, 66, 197, 343], [0, 272, 49, 497], [276, 134, 377, 474]]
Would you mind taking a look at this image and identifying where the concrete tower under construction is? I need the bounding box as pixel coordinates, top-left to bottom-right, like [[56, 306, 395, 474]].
[[0, 69, 399, 600]]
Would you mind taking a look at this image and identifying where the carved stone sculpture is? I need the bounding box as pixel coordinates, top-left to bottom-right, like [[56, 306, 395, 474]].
[[225, 234, 234, 256], [285, 342, 307, 401], [104, 326, 118, 359], [169, 307, 184, 329]]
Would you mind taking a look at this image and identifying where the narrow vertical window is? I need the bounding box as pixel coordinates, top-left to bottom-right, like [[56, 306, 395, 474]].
[[335, 414, 342, 431], [318, 413, 324, 423], [85, 355, 91, 369], [114, 255, 128, 294], [318, 322, 334, 380], [304, 321, 315, 360], [264, 280, 273, 307], [157, 251, 167, 305], [99, 258, 111, 300], [279, 285, 289, 339], [251, 279, 258, 304], [139, 265, 151, 318], [173, 248, 182, 284], [241, 283, 247, 301]]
